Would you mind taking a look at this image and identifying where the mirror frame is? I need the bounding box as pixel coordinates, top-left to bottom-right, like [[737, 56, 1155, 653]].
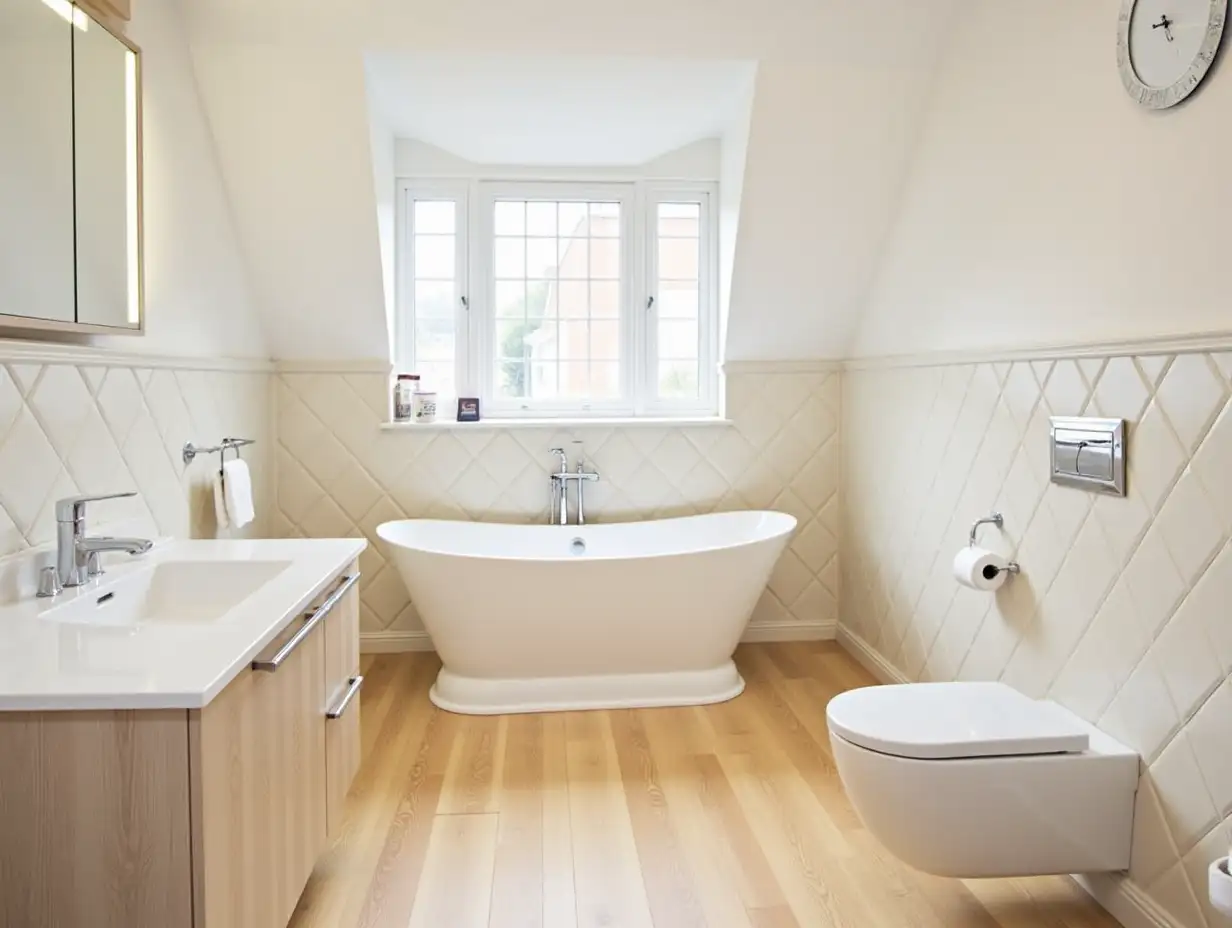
[[0, 4, 143, 338]]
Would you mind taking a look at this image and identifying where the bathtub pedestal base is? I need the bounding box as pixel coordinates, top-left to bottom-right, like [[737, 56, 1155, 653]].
[[429, 661, 746, 715]]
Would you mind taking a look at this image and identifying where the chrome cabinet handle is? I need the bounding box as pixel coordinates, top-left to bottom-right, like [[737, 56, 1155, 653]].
[[252, 573, 360, 672], [326, 675, 364, 719]]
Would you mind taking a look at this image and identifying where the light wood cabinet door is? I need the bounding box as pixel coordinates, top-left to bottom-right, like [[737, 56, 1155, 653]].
[[324, 564, 362, 839], [191, 614, 328, 928], [0, 710, 193, 928]]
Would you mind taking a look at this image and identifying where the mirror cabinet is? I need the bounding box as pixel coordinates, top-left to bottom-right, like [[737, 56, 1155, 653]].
[[0, 0, 142, 334]]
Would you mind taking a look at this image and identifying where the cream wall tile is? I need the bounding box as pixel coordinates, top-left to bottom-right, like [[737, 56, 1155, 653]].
[[1147, 862, 1208, 928], [842, 350, 1232, 928], [0, 358, 272, 572], [1150, 731, 1220, 855], [275, 370, 842, 638]]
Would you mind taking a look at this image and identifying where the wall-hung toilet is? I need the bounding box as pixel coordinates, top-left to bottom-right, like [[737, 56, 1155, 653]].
[[826, 682, 1139, 879]]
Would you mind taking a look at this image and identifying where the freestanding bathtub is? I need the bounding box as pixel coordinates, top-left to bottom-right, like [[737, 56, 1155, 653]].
[[377, 511, 796, 714]]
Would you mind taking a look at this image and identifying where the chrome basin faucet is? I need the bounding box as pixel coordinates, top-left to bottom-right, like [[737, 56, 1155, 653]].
[[54, 492, 154, 588], [548, 447, 600, 525]]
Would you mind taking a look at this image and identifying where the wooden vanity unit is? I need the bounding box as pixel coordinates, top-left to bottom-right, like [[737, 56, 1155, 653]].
[[0, 562, 362, 928]]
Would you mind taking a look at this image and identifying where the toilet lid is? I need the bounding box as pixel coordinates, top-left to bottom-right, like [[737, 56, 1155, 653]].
[[826, 682, 1090, 760]]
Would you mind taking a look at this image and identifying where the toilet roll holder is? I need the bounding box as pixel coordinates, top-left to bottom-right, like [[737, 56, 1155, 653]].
[[969, 513, 1021, 576]]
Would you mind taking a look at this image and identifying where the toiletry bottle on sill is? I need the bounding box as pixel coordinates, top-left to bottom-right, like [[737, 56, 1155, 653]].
[[412, 381, 437, 424], [394, 374, 419, 422]]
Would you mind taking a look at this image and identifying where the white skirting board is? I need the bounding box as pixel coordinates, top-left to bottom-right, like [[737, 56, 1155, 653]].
[[361, 619, 836, 654], [835, 624, 1183, 928]]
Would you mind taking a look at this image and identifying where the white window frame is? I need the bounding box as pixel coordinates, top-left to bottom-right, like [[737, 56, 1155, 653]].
[[643, 182, 719, 418], [395, 177, 719, 419], [395, 179, 471, 399]]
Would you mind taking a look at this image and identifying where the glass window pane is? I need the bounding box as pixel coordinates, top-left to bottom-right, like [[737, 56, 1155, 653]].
[[495, 281, 526, 318], [557, 237, 588, 279], [496, 360, 527, 398], [659, 319, 699, 359], [590, 281, 620, 318], [414, 200, 455, 234], [658, 284, 698, 319], [526, 317, 557, 361], [590, 320, 620, 360], [415, 280, 455, 317], [558, 202, 587, 237], [557, 321, 589, 360], [494, 237, 525, 279], [588, 202, 621, 236], [658, 236, 698, 280], [659, 360, 698, 399], [589, 239, 620, 279], [658, 202, 700, 237], [558, 362, 590, 400], [529, 362, 558, 399], [415, 327, 454, 362], [494, 201, 525, 235], [496, 319, 534, 360], [525, 280, 554, 319], [414, 234, 455, 278], [558, 281, 588, 319], [416, 361, 456, 397], [591, 362, 620, 399], [526, 201, 557, 236], [526, 238, 558, 279]]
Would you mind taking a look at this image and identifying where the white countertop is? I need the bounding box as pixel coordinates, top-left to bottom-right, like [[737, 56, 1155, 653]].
[[0, 538, 367, 711]]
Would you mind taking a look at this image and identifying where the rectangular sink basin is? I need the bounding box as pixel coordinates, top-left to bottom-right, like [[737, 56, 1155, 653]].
[[43, 560, 293, 626]]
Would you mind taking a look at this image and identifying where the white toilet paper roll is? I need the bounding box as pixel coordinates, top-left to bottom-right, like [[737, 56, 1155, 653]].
[[1210, 857, 1232, 917], [953, 546, 1011, 592]]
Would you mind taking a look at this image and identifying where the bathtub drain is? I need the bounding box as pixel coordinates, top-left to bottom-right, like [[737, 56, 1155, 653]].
[[569, 537, 586, 555]]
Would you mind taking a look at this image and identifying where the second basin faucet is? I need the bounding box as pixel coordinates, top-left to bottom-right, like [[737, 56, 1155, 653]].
[[54, 492, 154, 589]]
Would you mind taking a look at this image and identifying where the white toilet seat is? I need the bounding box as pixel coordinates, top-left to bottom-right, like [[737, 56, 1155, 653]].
[[826, 681, 1090, 759]]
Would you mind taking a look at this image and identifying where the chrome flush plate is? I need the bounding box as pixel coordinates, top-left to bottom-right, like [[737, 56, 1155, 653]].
[[1049, 416, 1126, 496]]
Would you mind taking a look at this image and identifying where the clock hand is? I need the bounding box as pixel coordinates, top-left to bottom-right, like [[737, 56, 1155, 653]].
[[1152, 13, 1176, 41]]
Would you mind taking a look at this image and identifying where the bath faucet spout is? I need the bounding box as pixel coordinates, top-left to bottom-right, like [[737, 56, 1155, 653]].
[[547, 448, 599, 525]]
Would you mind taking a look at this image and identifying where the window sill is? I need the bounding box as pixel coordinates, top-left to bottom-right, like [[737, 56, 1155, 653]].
[[380, 416, 733, 431]]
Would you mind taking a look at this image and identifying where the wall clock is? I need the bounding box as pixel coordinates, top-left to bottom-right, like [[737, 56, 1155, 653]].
[[1118, 0, 1228, 107]]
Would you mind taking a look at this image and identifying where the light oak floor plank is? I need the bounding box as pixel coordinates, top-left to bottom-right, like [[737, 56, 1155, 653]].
[[287, 644, 1122, 928]]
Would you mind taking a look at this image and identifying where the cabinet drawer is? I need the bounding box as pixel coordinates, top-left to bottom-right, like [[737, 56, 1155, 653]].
[[323, 560, 362, 839]]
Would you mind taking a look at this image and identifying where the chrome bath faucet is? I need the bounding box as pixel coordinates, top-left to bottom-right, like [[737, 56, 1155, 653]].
[[51, 492, 154, 591], [548, 447, 600, 526]]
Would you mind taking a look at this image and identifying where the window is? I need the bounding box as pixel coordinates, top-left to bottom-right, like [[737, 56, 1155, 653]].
[[396, 180, 718, 418]]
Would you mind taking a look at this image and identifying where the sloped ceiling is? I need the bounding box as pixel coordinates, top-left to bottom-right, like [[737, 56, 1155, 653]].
[[186, 0, 961, 361], [365, 55, 754, 167]]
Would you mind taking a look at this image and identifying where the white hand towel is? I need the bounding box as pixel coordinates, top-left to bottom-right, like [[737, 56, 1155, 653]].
[[221, 458, 255, 529], [213, 471, 230, 531]]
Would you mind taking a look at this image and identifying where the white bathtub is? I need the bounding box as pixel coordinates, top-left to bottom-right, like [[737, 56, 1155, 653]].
[[377, 511, 796, 714]]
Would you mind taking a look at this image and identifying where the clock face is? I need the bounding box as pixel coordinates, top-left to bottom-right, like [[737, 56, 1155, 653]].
[[1118, 0, 1228, 107], [1130, 0, 1213, 86]]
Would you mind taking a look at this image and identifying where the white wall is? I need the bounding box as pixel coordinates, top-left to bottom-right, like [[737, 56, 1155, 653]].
[[855, 0, 1232, 359], [725, 60, 944, 360], [186, 44, 389, 361], [186, 0, 961, 363], [93, 0, 268, 359], [718, 75, 755, 359], [366, 74, 397, 350]]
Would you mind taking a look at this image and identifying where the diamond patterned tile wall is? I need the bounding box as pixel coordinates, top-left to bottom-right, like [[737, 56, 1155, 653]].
[[0, 356, 272, 580], [842, 352, 1232, 928], [273, 368, 841, 644]]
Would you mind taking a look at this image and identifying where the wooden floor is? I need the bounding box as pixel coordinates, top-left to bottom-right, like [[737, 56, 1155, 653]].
[[288, 642, 1121, 928]]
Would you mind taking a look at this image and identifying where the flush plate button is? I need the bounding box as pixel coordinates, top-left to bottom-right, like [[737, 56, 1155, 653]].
[[1050, 416, 1125, 496]]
